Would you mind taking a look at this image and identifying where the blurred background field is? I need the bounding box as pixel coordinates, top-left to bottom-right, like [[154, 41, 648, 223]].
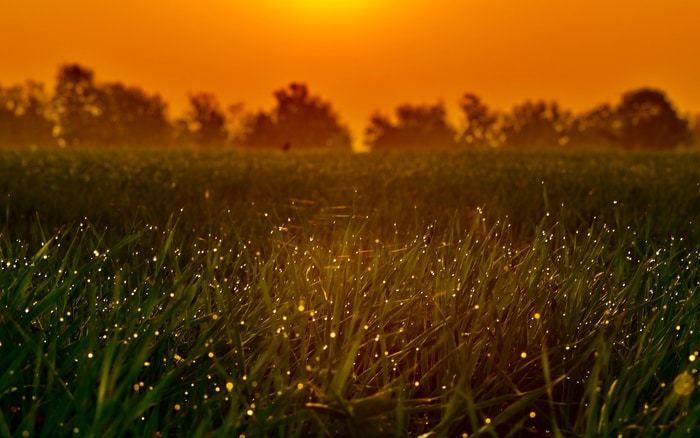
[[2, 148, 700, 238]]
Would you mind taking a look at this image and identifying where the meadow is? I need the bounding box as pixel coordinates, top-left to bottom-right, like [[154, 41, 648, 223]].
[[2, 148, 700, 436]]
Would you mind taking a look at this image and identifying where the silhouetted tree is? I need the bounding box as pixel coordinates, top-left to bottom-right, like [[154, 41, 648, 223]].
[[237, 83, 351, 149], [7, 62, 697, 153], [691, 114, 700, 147], [0, 81, 55, 147], [238, 112, 276, 148], [179, 93, 227, 147], [569, 104, 618, 149], [615, 88, 691, 149], [458, 93, 501, 147], [226, 102, 246, 140], [95, 83, 171, 146], [365, 102, 458, 150], [52, 64, 172, 147], [52, 64, 101, 146], [501, 100, 572, 149]]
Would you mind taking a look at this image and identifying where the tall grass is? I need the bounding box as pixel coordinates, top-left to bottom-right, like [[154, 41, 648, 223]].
[[1, 149, 700, 436]]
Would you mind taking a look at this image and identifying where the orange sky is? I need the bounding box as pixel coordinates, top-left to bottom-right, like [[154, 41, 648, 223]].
[[2, 0, 699, 143]]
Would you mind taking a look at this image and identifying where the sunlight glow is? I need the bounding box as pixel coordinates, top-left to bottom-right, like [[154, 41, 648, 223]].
[[297, 0, 373, 13], [267, 0, 379, 20]]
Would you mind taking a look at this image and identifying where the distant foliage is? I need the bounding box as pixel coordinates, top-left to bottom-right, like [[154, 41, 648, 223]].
[[615, 88, 691, 149], [177, 93, 228, 147], [51, 64, 100, 146], [51, 64, 172, 147], [500, 100, 573, 149], [452, 88, 693, 151], [236, 83, 352, 150], [0, 81, 55, 148], [365, 102, 458, 150], [458, 93, 501, 148], [692, 115, 700, 147], [0, 63, 695, 151], [568, 104, 619, 149], [94, 83, 172, 147]]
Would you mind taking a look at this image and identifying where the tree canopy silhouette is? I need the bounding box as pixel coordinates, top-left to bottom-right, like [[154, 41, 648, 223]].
[[692, 114, 700, 147], [177, 93, 227, 147], [52, 64, 171, 147], [365, 102, 458, 150], [0, 81, 54, 148], [458, 94, 500, 148], [236, 83, 351, 149], [567, 104, 618, 149], [500, 100, 572, 149], [615, 88, 691, 149], [52, 64, 100, 146], [95, 83, 171, 146], [0, 63, 696, 152]]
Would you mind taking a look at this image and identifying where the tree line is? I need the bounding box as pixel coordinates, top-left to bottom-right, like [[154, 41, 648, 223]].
[[1, 64, 698, 150]]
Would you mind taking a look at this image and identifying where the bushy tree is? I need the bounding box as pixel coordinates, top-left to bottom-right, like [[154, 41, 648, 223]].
[[615, 88, 691, 149], [365, 102, 458, 150], [0, 81, 55, 147], [501, 100, 572, 149], [178, 93, 227, 147], [96, 83, 171, 146], [458, 93, 501, 147], [52, 64, 172, 147], [237, 83, 351, 149], [51, 64, 102, 146], [568, 104, 618, 149], [691, 114, 700, 147]]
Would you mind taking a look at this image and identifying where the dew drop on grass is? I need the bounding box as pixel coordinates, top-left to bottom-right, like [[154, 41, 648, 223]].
[[673, 372, 694, 396]]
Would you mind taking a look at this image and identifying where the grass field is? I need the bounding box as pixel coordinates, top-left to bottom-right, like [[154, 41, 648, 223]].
[[2, 148, 700, 436]]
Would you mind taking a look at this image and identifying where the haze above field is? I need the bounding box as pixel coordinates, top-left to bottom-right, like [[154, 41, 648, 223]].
[[2, 0, 699, 139]]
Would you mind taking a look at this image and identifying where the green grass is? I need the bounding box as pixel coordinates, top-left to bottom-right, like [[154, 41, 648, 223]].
[[2, 148, 700, 436]]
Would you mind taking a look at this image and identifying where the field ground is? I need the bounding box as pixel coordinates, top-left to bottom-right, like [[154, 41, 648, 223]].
[[2, 148, 700, 436]]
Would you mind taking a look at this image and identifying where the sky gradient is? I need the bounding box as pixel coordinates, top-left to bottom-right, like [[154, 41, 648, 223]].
[[2, 0, 699, 142]]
